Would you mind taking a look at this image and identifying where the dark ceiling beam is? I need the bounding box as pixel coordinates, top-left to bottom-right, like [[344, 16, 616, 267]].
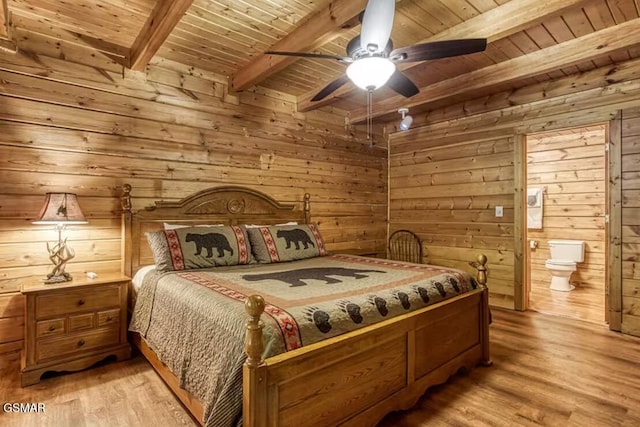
[[348, 17, 640, 124], [229, 0, 368, 93], [129, 0, 194, 71], [297, 0, 593, 112]]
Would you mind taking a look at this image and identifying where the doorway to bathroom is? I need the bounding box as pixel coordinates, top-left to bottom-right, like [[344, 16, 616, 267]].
[[524, 124, 608, 325]]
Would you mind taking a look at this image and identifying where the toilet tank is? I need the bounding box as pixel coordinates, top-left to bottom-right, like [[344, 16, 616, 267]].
[[548, 239, 585, 262]]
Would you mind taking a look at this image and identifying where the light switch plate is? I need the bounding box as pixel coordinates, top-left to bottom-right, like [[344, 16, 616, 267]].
[[495, 206, 504, 217]]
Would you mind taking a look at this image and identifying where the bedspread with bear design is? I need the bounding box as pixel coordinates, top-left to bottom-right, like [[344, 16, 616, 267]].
[[129, 254, 479, 427]]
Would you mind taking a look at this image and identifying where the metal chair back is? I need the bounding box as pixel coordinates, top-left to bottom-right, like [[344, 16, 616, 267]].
[[388, 230, 422, 264]]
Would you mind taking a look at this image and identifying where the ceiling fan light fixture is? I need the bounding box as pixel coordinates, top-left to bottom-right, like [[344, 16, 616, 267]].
[[346, 57, 396, 91]]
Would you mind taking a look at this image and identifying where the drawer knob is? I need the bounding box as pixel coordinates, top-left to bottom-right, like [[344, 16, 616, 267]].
[[78, 299, 85, 306], [49, 325, 56, 332], [77, 339, 85, 347], [106, 316, 113, 322]]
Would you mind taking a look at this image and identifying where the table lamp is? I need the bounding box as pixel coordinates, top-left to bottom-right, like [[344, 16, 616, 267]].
[[32, 193, 88, 283]]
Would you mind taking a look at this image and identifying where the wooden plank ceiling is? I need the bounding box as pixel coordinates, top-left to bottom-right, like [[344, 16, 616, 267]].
[[2, 0, 640, 124]]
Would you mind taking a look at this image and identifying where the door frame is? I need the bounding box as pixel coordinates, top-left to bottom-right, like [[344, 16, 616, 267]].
[[516, 122, 618, 330], [514, 134, 526, 311], [608, 113, 623, 331]]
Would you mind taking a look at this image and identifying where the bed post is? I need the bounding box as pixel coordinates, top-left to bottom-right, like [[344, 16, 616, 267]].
[[244, 295, 268, 427], [473, 254, 492, 367], [475, 254, 487, 287], [121, 184, 132, 277]]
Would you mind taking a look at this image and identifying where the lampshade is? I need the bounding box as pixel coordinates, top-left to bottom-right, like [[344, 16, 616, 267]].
[[346, 57, 396, 91], [33, 193, 87, 225]]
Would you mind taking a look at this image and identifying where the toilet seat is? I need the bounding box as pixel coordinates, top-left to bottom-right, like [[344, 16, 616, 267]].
[[545, 259, 577, 271]]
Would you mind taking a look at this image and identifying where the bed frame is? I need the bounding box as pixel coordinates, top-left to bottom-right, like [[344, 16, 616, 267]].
[[121, 184, 491, 427]]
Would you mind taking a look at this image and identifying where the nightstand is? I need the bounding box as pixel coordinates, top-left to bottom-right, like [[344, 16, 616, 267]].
[[20, 272, 131, 386]]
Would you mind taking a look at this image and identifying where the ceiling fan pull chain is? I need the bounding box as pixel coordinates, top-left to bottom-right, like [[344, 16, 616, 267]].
[[367, 89, 373, 146]]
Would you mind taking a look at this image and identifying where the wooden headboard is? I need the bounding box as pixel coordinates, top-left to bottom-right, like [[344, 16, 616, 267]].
[[121, 184, 310, 277]]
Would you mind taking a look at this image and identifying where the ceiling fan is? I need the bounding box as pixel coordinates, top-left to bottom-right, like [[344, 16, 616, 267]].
[[266, 0, 487, 102]]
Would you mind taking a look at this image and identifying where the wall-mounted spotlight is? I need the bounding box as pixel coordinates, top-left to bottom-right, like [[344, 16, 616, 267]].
[[398, 108, 413, 131]]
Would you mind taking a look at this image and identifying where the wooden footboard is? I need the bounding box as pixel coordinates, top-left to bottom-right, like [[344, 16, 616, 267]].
[[130, 256, 490, 427], [243, 256, 491, 427]]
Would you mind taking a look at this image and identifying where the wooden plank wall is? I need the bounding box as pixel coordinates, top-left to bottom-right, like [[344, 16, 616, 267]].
[[0, 26, 387, 365], [389, 54, 640, 321], [621, 107, 640, 335], [389, 131, 516, 309], [527, 126, 606, 304]]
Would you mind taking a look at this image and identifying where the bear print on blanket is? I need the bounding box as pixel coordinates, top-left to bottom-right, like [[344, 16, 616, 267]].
[[242, 267, 384, 287], [186, 232, 234, 258]]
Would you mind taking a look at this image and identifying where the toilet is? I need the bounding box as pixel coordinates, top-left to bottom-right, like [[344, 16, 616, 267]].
[[544, 239, 585, 291]]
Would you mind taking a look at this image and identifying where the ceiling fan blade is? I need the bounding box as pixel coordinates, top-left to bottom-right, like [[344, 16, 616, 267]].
[[390, 39, 487, 63], [386, 70, 419, 98], [311, 75, 351, 101], [360, 0, 395, 54], [265, 51, 352, 62]]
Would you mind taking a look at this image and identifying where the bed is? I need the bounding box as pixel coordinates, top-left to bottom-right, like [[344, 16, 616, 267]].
[[121, 185, 491, 427]]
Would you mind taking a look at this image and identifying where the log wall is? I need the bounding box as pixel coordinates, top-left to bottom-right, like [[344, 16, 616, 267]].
[[0, 29, 387, 365], [526, 126, 606, 309], [389, 130, 516, 309]]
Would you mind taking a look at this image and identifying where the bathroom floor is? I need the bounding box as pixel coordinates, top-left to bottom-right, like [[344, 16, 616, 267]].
[[529, 281, 605, 324]]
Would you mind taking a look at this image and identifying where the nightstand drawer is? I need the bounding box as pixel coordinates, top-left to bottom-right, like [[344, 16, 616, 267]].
[[97, 309, 120, 327], [36, 319, 65, 338], [37, 328, 120, 361], [69, 313, 95, 332], [35, 285, 120, 319]]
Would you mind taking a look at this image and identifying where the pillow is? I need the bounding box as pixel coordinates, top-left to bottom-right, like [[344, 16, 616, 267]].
[[163, 223, 223, 230], [147, 225, 254, 271], [247, 223, 327, 263]]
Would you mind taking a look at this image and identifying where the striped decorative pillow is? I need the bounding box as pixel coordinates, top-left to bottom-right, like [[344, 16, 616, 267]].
[[247, 223, 327, 263], [146, 225, 254, 271]]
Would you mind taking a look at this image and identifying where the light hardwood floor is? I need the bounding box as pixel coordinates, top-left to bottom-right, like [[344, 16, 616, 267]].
[[529, 281, 605, 325], [0, 357, 197, 426], [2, 309, 639, 426]]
